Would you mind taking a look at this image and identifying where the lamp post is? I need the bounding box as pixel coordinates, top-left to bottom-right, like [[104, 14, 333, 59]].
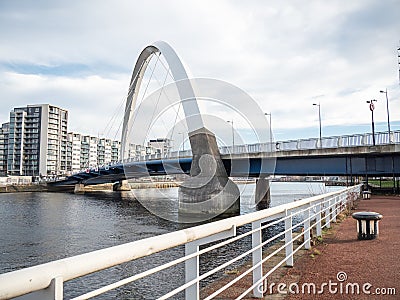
[[366, 100, 377, 146], [379, 88, 391, 142], [313, 103, 322, 148], [265, 112, 273, 151], [227, 120, 234, 149]]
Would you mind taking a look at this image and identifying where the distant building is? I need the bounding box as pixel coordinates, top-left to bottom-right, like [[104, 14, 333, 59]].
[[67, 134, 139, 174], [0, 103, 172, 177], [6, 104, 68, 176], [68, 133, 82, 173], [0, 123, 9, 176], [148, 138, 172, 155], [67, 133, 98, 172], [97, 138, 112, 166], [111, 140, 120, 163], [87, 136, 98, 168]]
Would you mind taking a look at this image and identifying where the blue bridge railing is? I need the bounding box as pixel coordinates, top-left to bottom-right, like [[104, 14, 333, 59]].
[[127, 130, 399, 162], [69, 130, 399, 176]]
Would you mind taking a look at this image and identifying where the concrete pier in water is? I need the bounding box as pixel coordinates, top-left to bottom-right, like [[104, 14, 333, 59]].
[[179, 127, 240, 218], [255, 177, 271, 210], [113, 180, 131, 191], [74, 183, 85, 194]]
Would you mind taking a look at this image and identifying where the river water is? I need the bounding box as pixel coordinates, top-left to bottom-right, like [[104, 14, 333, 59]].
[[0, 182, 342, 299]]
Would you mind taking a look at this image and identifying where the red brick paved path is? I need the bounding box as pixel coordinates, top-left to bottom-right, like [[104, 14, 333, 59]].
[[279, 195, 400, 300]]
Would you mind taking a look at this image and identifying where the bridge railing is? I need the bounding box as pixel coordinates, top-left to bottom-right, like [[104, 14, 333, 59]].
[[0, 185, 362, 299], [71, 131, 399, 174]]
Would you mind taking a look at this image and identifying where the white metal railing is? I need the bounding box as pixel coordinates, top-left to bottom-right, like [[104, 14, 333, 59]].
[[0, 185, 361, 299]]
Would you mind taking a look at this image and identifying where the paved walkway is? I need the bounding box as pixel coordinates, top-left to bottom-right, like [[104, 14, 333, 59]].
[[281, 195, 399, 300], [201, 195, 399, 299]]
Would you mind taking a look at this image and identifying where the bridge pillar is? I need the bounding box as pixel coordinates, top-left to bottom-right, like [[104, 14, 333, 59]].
[[113, 180, 131, 191], [74, 183, 85, 194], [178, 127, 240, 219], [255, 177, 271, 210]]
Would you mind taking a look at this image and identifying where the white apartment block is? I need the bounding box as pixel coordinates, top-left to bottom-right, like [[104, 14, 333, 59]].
[[148, 138, 172, 155], [67, 134, 124, 174], [6, 104, 68, 176], [0, 123, 9, 176], [0, 103, 170, 177], [88, 136, 98, 168], [68, 133, 82, 174], [98, 138, 112, 166]]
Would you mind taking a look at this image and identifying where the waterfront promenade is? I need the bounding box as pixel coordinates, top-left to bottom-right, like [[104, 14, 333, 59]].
[[201, 195, 399, 299], [284, 195, 399, 299]]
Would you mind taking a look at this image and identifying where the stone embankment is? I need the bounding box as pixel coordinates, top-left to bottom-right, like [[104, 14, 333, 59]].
[[0, 181, 181, 193], [0, 184, 48, 193]]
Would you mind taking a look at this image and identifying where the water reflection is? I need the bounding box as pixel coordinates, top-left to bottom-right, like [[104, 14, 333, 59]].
[[0, 182, 341, 298]]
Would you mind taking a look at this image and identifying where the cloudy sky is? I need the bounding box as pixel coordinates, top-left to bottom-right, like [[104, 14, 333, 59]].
[[1, 0, 399, 144]]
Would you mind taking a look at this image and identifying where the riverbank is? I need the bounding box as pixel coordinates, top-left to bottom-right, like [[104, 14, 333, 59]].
[[0, 184, 47, 193], [0, 181, 182, 193]]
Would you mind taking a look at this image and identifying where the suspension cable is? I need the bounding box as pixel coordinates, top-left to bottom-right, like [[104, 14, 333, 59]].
[[169, 101, 182, 142], [157, 55, 189, 145], [113, 117, 124, 142], [118, 52, 162, 149], [145, 63, 188, 149], [102, 96, 126, 139], [139, 52, 160, 106], [157, 55, 175, 81], [124, 51, 190, 151], [101, 51, 156, 142], [148, 62, 171, 135]]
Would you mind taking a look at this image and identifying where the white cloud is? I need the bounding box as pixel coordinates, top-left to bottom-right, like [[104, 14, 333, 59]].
[[0, 0, 399, 142], [0, 72, 128, 137]]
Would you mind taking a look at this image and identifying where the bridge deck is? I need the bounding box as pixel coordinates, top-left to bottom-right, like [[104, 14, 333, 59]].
[[49, 131, 400, 186]]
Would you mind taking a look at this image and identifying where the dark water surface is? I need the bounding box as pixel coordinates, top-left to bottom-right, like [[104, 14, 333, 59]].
[[0, 182, 341, 299]]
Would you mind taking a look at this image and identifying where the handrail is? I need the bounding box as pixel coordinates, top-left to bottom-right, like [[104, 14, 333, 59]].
[[0, 185, 362, 299], [69, 130, 400, 174]]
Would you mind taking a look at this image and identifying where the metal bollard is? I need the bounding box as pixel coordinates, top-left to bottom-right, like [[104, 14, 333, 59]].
[[362, 191, 371, 199], [352, 212, 383, 240]]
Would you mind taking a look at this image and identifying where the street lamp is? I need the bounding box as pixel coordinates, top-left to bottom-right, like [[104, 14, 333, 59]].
[[313, 103, 322, 147], [265, 112, 273, 151], [379, 88, 391, 142], [227, 120, 234, 149], [366, 100, 377, 146]]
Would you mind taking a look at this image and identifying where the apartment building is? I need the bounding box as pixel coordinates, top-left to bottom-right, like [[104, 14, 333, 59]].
[[0, 123, 9, 176], [68, 133, 82, 173], [0, 103, 169, 177], [98, 138, 112, 166], [6, 104, 68, 176], [67, 134, 125, 174], [148, 138, 172, 155], [111, 140, 120, 163]]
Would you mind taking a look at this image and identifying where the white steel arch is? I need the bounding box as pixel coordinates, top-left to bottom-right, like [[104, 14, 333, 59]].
[[121, 41, 204, 159]]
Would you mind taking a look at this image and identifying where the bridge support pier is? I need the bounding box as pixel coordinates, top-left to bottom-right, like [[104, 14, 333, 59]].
[[74, 183, 85, 194], [255, 177, 271, 210], [113, 180, 131, 191], [178, 128, 240, 220]]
